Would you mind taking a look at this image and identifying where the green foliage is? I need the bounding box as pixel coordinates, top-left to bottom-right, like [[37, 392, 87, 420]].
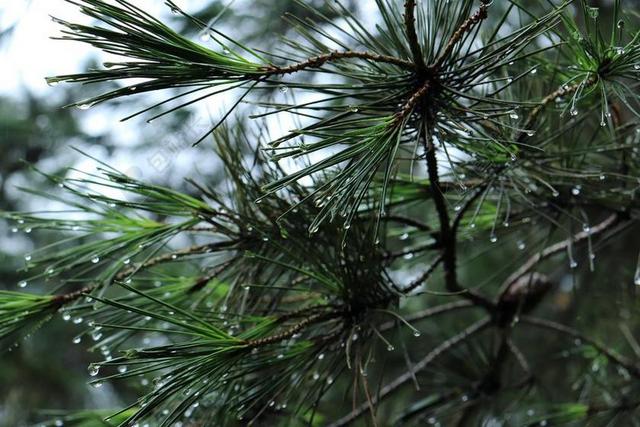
[[3, 0, 640, 425]]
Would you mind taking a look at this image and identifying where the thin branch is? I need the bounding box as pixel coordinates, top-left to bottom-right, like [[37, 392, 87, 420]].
[[380, 214, 432, 232], [379, 300, 474, 332], [385, 242, 440, 262], [117, 240, 241, 280], [264, 50, 415, 75], [432, 2, 490, 70], [404, 0, 426, 72], [507, 338, 532, 377], [245, 310, 340, 348], [521, 316, 640, 378], [517, 76, 597, 143], [328, 317, 491, 427], [397, 80, 430, 120], [399, 254, 444, 294], [424, 124, 494, 310], [499, 213, 620, 293]]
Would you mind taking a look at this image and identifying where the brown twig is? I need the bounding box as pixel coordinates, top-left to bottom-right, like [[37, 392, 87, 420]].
[[379, 300, 474, 332], [517, 76, 598, 143], [499, 213, 620, 295], [399, 254, 444, 294], [521, 316, 640, 378], [396, 80, 431, 121], [52, 284, 97, 306], [328, 317, 491, 427], [263, 50, 415, 75], [424, 124, 494, 310], [404, 0, 426, 72], [380, 214, 432, 232], [432, 2, 490, 70], [244, 310, 340, 348]]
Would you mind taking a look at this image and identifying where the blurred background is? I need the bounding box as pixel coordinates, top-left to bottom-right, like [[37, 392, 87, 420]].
[[0, 1, 633, 426]]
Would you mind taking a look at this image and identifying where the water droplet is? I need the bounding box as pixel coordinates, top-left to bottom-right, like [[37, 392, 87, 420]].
[[570, 260, 578, 269], [490, 234, 498, 243], [54, 420, 64, 427], [123, 258, 130, 265], [76, 103, 93, 110], [62, 312, 71, 322], [88, 364, 100, 376], [24, 254, 32, 262], [73, 317, 83, 325], [318, 353, 325, 360], [387, 344, 395, 352], [403, 253, 414, 260], [91, 380, 103, 388], [278, 84, 288, 94], [18, 281, 27, 288], [517, 240, 526, 250], [91, 255, 100, 264], [11, 227, 18, 233], [570, 108, 578, 116], [24, 227, 32, 233], [413, 330, 421, 337], [118, 365, 128, 374], [72, 335, 82, 344], [509, 111, 519, 120], [582, 224, 591, 233], [571, 186, 581, 196]]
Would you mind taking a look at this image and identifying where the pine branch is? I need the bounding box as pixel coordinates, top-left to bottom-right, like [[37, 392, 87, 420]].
[[499, 213, 621, 291], [403, 0, 426, 72], [432, 1, 490, 70], [263, 50, 415, 74], [329, 317, 491, 426], [521, 316, 640, 378]]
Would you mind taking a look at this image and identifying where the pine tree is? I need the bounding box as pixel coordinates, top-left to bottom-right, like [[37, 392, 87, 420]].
[[3, 0, 640, 425]]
